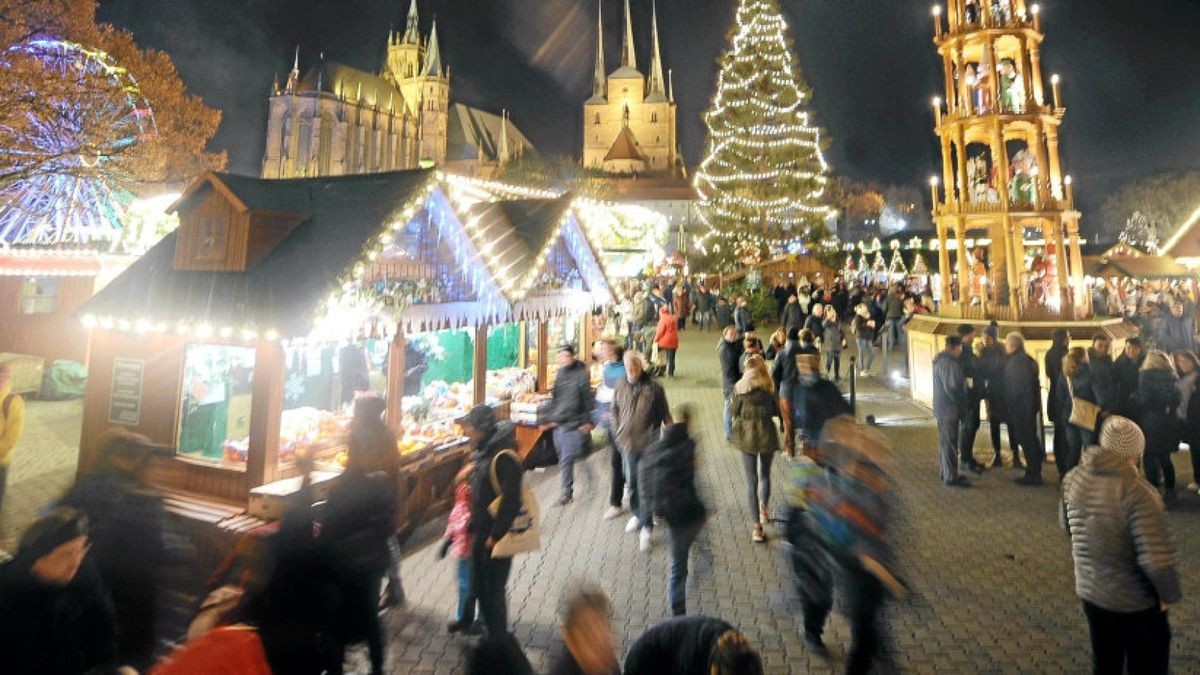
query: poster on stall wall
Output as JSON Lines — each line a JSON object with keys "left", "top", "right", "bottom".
{"left": 109, "top": 358, "right": 144, "bottom": 425}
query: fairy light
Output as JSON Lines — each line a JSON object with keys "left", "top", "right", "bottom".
{"left": 692, "top": 0, "right": 832, "bottom": 262}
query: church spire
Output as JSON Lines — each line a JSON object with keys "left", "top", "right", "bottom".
{"left": 647, "top": 0, "right": 666, "bottom": 97}
{"left": 499, "top": 109, "right": 509, "bottom": 166}
{"left": 423, "top": 17, "right": 442, "bottom": 76}
{"left": 592, "top": 0, "right": 606, "bottom": 100}
{"left": 285, "top": 45, "right": 300, "bottom": 94}
{"left": 403, "top": 0, "right": 420, "bottom": 44}
{"left": 620, "top": 0, "right": 636, "bottom": 71}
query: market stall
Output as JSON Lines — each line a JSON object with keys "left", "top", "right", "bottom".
{"left": 76, "top": 170, "right": 617, "bottom": 534}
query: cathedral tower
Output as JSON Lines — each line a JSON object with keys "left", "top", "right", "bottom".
{"left": 930, "top": 1, "right": 1086, "bottom": 318}
{"left": 583, "top": 0, "right": 678, "bottom": 175}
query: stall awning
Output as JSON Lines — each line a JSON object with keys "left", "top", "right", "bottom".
{"left": 1086, "top": 256, "right": 1197, "bottom": 280}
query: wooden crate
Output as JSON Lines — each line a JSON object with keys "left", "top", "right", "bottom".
{"left": 0, "top": 353, "right": 44, "bottom": 396}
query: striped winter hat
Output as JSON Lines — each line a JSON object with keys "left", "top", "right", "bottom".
{"left": 1098, "top": 415, "right": 1145, "bottom": 461}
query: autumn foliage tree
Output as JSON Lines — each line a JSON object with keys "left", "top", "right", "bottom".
{"left": 0, "top": 0, "right": 224, "bottom": 193}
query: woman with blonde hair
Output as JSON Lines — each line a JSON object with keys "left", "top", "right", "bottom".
{"left": 765, "top": 328, "right": 787, "bottom": 363}
{"left": 730, "top": 354, "right": 780, "bottom": 542}
{"left": 1137, "top": 351, "right": 1181, "bottom": 504}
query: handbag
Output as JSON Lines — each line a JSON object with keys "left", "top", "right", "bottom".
{"left": 488, "top": 449, "right": 540, "bottom": 558}
{"left": 1066, "top": 378, "right": 1100, "bottom": 432}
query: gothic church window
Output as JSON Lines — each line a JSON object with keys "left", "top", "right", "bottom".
{"left": 651, "top": 111, "right": 658, "bottom": 123}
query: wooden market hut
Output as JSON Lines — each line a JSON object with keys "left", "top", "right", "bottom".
{"left": 76, "top": 169, "right": 615, "bottom": 539}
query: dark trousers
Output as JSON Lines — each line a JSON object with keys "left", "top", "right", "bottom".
{"left": 938, "top": 415, "right": 961, "bottom": 483}
{"left": 1009, "top": 412, "right": 1044, "bottom": 478}
{"left": 840, "top": 558, "right": 887, "bottom": 675}
{"left": 626, "top": 449, "right": 650, "bottom": 527}
{"left": 739, "top": 451, "right": 775, "bottom": 522}
{"left": 959, "top": 397, "right": 981, "bottom": 465}
{"left": 608, "top": 442, "right": 626, "bottom": 507}
{"left": 663, "top": 348, "right": 676, "bottom": 376}
{"left": 667, "top": 520, "right": 703, "bottom": 615}
{"left": 1144, "top": 452, "right": 1176, "bottom": 491}
{"left": 786, "top": 528, "right": 834, "bottom": 641}
{"left": 472, "top": 549, "right": 513, "bottom": 638}
{"left": 1082, "top": 601, "right": 1171, "bottom": 675}
{"left": 1062, "top": 423, "right": 1088, "bottom": 479}
{"left": 1188, "top": 432, "right": 1200, "bottom": 485}
{"left": 0, "top": 465, "right": 7, "bottom": 513}
{"left": 1051, "top": 419, "right": 1072, "bottom": 479}
{"left": 332, "top": 575, "right": 385, "bottom": 675}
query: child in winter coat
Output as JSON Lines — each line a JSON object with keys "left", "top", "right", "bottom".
{"left": 439, "top": 464, "right": 478, "bottom": 634}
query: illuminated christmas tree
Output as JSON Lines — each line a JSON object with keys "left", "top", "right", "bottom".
{"left": 694, "top": 0, "right": 830, "bottom": 268}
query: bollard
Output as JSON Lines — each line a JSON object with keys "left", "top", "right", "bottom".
{"left": 849, "top": 354, "right": 857, "bottom": 416}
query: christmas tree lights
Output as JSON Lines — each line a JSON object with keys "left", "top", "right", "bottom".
{"left": 693, "top": 0, "right": 830, "bottom": 267}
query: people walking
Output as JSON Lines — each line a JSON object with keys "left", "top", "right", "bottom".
{"left": 851, "top": 304, "right": 877, "bottom": 376}
{"left": 772, "top": 327, "right": 803, "bottom": 456}
{"left": 1061, "top": 416, "right": 1180, "bottom": 675}
{"left": 654, "top": 305, "right": 680, "bottom": 377}
{"left": 1045, "top": 329, "right": 1070, "bottom": 477}
{"left": 438, "top": 463, "right": 480, "bottom": 635}
{"left": 933, "top": 336, "right": 971, "bottom": 487}
{"left": 1174, "top": 351, "right": 1200, "bottom": 493}
{"left": 1005, "top": 332, "right": 1046, "bottom": 486}
{"left": 549, "top": 588, "right": 620, "bottom": 675}
{"left": 0, "top": 507, "right": 118, "bottom": 675}
{"left": 543, "top": 345, "right": 594, "bottom": 506}
{"left": 346, "top": 395, "right": 405, "bottom": 609}
{"left": 464, "top": 405, "right": 523, "bottom": 639}
{"left": 821, "top": 308, "right": 846, "bottom": 381}
{"left": 642, "top": 407, "right": 708, "bottom": 616}
{"left": 612, "top": 352, "right": 672, "bottom": 553}
{"left": 783, "top": 294, "right": 804, "bottom": 335}
{"left": 734, "top": 296, "right": 753, "bottom": 335}
{"left": 719, "top": 326, "right": 744, "bottom": 441}
{"left": 791, "top": 353, "right": 853, "bottom": 457}
{"left": 0, "top": 362, "right": 25, "bottom": 513}
{"left": 1113, "top": 337, "right": 1147, "bottom": 420}
{"left": 731, "top": 355, "right": 781, "bottom": 542}
{"left": 1137, "top": 351, "right": 1181, "bottom": 504}
{"left": 594, "top": 339, "right": 628, "bottom": 520}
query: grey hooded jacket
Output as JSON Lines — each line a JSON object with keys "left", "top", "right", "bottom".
{"left": 1061, "top": 447, "right": 1182, "bottom": 612}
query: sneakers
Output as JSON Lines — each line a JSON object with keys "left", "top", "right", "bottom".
{"left": 639, "top": 527, "right": 653, "bottom": 552}
{"left": 625, "top": 516, "right": 642, "bottom": 533}
{"left": 602, "top": 505, "right": 625, "bottom": 521}
{"left": 759, "top": 504, "right": 769, "bottom": 525}
{"left": 752, "top": 523, "right": 766, "bottom": 542}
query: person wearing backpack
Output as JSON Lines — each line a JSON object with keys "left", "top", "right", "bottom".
{"left": 642, "top": 407, "right": 707, "bottom": 616}
{"left": 0, "top": 363, "right": 25, "bottom": 513}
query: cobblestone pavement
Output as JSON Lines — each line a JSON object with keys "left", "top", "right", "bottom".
{"left": 0, "top": 398, "right": 82, "bottom": 550}
{"left": 3, "top": 335, "right": 1199, "bottom": 673}
{"left": 383, "top": 328, "right": 1200, "bottom": 674}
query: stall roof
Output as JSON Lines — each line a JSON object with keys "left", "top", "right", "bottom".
{"left": 1086, "top": 255, "right": 1196, "bottom": 280}
{"left": 83, "top": 169, "right": 437, "bottom": 337}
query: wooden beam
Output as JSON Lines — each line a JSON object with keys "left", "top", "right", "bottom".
{"left": 537, "top": 321, "right": 549, "bottom": 393}
{"left": 249, "top": 341, "right": 285, "bottom": 490}
{"left": 473, "top": 324, "right": 488, "bottom": 406}
{"left": 386, "top": 331, "right": 406, "bottom": 433}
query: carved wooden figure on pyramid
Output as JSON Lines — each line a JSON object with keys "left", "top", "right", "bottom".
{"left": 998, "top": 58, "right": 1025, "bottom": 113}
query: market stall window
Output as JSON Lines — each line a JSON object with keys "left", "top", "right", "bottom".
{"left": 177, "top": 344, "right": 256, "bottom": 469}
{"left": 401, "top": 328, "right": 474, "bottom": 443}
{"left": 545, "top": 315, "right": 581, "bottom": 388}
{"left": 485, "top": 322, "right": 535, "bottom": 405}
{"left": 19, "top": 277, "right": 59, "bottom": 315}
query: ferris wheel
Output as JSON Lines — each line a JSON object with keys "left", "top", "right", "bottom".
{"left": 0, "top": 38, "right": 157, "bottom": 246}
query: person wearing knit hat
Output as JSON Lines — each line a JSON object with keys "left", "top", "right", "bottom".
{"left": 1061, "top": 414, "right": 1180, "bottom": 674}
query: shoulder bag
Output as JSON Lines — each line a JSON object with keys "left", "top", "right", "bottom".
{"left": 488, "top": 449, "right": 540, "bottom": 558}
{"left": 1066, "top": 377, "right": 1100, "bottom": 432}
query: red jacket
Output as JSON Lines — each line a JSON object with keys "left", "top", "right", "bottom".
{"left": 655, "top": 307, "right": 679, "bottom": 350}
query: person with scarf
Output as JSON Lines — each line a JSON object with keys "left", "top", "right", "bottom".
{"left": 730, "top": 355, "right": 781, "bottom": 542}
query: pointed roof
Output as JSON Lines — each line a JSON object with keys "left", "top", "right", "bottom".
{"left": 646, "top": 0, "right": 667, "bottom": 101}
{"left": 620, "top": 0, "right": 637, "bottom": 71}
{"left": 604, "top": 125, "right": 646, "bottom": 162}
{"left": 589, "top": 0, "right": 607, "bottom": 103}
{"left": 402, "top": 0, "right": 421, "bottom": 44}
{"left": 446, "top": 103, "right": 538, "bottom": 163}
{"left": 423, "top": 18, "right": 442, "bottom": 76}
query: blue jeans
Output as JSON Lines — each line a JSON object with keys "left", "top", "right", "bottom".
{"left": 455, "top": 557, "right": 477, "bottom": 624}
{"left": 667, "top": 520, "right": 704, "bottom": 615}
{"left": 856, "top": 338, "right": 875, "bottom": 371}
{"left": 554, "top": 426, "right": 585, "bottom": 498}
{"left": 625, "top": 449, "right": 650, "bottom": 528}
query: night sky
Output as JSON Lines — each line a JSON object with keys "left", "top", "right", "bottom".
{"left": 98, "top": 0, "right": 1200, "bottom": 227}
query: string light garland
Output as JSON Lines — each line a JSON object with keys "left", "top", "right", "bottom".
{"left": 693, "top": 0, "right": 832, "bottom": 265}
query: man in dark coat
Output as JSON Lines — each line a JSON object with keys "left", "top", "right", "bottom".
{"left": 734, "top": 297, "right": 753, "bottom": 335}
{"left": 1045, "top": 328, "right": 1071, "bottom": 477}
{"left": 1088, "top": 333, "right": 1119, "bottom": 412}
{"left": 791, "top": 353, "right": 852, "bottom": 454}
{"left": 978, "top": 323, "right": 1014, "bottom": 467}
{"left": 542, "top": 345, "right": 594, "bottom": 506}
{"left": 1005, "top": 333, "right": 1046, "bottom": 486}
{"left": 933, "top": 337, "right": 971, "bottom": 487}
{"left": 956, "top": 324, "right": 986, "bottom": 474}
{"left": 719, "top": 326, "right": 744, "bottom": 440}
{"left": 1113, "top": 336, "right": 1146, "bottom": 421}
{"left": 464, "top": 406, "right": 523, "bottom": 639}
{"left": 612, "top": 353, "right": 672, "bottom": 551}
{"left": 782, "top": 294, "right": 804, "bottom": 334}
